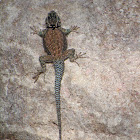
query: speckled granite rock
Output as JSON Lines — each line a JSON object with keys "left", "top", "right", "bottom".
{"left": 0, "top": 0, "right": 139, "bottom": 140}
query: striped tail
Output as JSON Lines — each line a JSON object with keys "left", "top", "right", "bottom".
{"left": 54, "top": 60, "right": 64, "bottom": 140}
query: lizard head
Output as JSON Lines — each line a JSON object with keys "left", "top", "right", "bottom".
{"left": 46, "top": 11, "right": 61, "bottom": 29}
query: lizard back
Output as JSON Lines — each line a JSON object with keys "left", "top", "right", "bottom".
{"left": 43, "top": 28, "right": 67, "bottom": 60}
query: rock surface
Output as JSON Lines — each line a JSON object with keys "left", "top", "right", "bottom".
{"left": 0, "top": 0, "right": 140, "bottom": 140}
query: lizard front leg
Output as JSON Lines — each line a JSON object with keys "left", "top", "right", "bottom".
{"left": 33, "top": 55, "right": 53, "bottom": 83}
{"left": 30, "top": 26, "right": 47, "bottom": 37}
{"left": 60, "top": 26, "right": 79, "bottom": 36}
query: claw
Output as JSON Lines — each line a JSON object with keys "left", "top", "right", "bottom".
{"left": 33, "top": 73, "right": 39, "bottom": 83}
{"left": 70, "top": 26, "right": 80, "bottom": 33}
{"left": 75, "top": 52, "right": 87, "bottom": 59}
{"left": 73, "top": 60, "right": 80, "bottom": 66}
{"left": 70, "top": 52, "right": 87, "bottom": 66}
{"left": 33, "top": 75, "right": 39, "bottom": 83}
{"left": 30, "top": 26, "right": 38, "bottom": 35}
{"left": 33, "top": 70, "right": 43, "bottom": 83}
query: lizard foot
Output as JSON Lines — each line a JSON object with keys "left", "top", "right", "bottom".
{"left": 75, "top": 52, "right": 87, "bottom": 59}
{"left": 33, "top": 70, "right": 43, "bottom": 83}
{"left": 70, "top": 26, "right": 80, "bottom": 32}
{"left": 71, "top": 52, "right": 87, "bottom": 66}
{"left": 30, "top": 26, "right": 39, "bottom": 35}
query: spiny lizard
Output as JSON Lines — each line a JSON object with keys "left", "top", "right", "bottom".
{"left": 31, "top": 10, "right": 85, "bottom": 140}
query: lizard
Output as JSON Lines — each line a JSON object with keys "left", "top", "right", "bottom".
{"left": 31, "top": 10, "right": 85, "bottom": 140}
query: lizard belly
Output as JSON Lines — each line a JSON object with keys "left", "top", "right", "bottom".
{"left": 44, "top": 28, "right": 67, "bottom": 60}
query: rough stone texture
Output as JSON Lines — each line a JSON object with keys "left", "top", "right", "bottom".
{"left": 0, "top": 0, "right": 140, "bottom": 140}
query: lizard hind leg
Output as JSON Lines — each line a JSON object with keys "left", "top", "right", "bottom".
{"left": 63, "top": 49, "right": 86, "bottom": 66}
{"left": 33, "top": 55, "right": 53, "bottom": 83}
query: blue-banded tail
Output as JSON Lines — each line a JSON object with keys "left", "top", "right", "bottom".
{"left": 54, "top": 60, "right": 64, "bottom": 140}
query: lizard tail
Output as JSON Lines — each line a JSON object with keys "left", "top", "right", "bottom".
{"left": 54, "top": 60, "right": 64, "bottom": 140}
